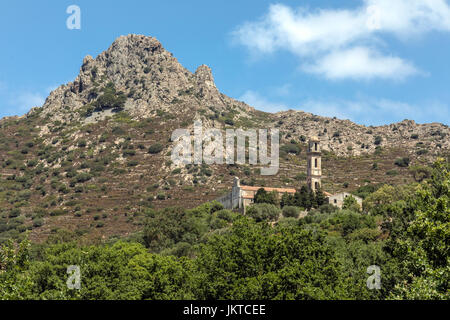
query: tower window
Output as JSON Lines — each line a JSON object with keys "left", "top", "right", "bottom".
{"left": 315, "top": 143, "right": 318, "bottom": 151}
{"left": 315, "top": 182, "right": 319, "bottom": 190}
{"left": 315, "top": 158, "right": 318, "bottom": 168}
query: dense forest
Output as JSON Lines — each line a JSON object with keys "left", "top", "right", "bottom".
{"left": 0, "top": 160, "right": 448, "bottom": 300}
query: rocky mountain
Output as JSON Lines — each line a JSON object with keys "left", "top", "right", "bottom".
{"left": 0, "top": 34, "right": 448, "bottom": 243}
{"left": 38, "top": 34, "right": 253, "bottom": 122}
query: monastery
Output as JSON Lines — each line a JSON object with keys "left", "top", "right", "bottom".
{"left": 216, "top": 137, "right": 362, "bottom": 211}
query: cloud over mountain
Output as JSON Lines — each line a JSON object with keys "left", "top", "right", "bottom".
{"left": 233, "top": 0, "right": 450, "bottom": 80}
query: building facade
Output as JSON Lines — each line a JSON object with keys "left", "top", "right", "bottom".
{"left": 216, "top": 177, "right": 296, "bottom": 212}
{"left": 328, "top": 192, "right": 363, "bottom": 209}
{"left": 307, "top": 136, "right": 322, "bottom": 192}
{"left": 216, "top": 137, "right": 362, "bottom": 212}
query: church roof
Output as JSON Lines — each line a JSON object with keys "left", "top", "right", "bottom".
{"left": 240, "top": 186, "right": 297, "bottom": 194}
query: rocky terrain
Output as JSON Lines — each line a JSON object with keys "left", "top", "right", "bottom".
{"left": 0, "top": 34, "right": 448, "bottom": 243}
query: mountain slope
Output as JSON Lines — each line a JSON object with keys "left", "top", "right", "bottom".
{"left": 0, "top": 34, "right": 448, "bottom": 243}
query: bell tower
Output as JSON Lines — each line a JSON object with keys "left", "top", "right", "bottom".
{"left": 307, "top": 136, "right": 322, "bottom": 192}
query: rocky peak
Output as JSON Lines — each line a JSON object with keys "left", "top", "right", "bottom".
{"left": 195, "top": 65, "right": 215, "bottom": 88}
{"left": 34, "top": 34, "right": 254, "bottom": 124}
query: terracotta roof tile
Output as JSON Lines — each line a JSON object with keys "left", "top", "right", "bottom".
{"left": 240, "top": 186, "right": 297, "bottom": 193}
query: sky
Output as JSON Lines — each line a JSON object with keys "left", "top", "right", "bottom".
{"left": 1, "top": 0, "right": 450, "bottom": 126}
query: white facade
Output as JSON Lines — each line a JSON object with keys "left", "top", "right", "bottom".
{"left": 307, "top": 136, "right": 322, "bottom": 192}
{"left": 328, "top": 192, "right": 363, "bottom": 209}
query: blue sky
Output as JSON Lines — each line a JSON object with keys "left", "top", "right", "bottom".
{"left": 1, "top": 0, "right": 450, "bottom": 125}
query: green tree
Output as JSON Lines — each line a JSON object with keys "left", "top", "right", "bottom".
{"left": 282, "top": 206, "right": 300, "bottom": 218}
{"left": 194, "top": 217, "right": 347, "bottom": 299}
{"left": 0, "top": 237, "right": 33, "bottom": 299}
{"left": 315, "top": 188, "right": 328, "bottom": 207}
{"left": 343, "top": 195, "right": 360, "bottom": 212}
{"left": 295, "top": 186, "right": 310, "bottom": 209}
{"left": 387, "top": 160, "right": 450, "bottom": 299}
{"left": 246, "top": 203, "right": 281, "bottom": 222}
{"left": 280, "top": 192, "right": 295, "bottom": 208}
{"left": 254, "top": 188, "right": 278, "bottom": 206}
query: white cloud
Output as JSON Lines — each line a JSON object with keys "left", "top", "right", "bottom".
{"left": 233, "top": 0, "right": 450, "bottom": 80}
{"left": 303, "top": 47, "right": 419, "bottom": 80}
{"left": 272, "top": 83, "right": 292, "bottom": 96}
{"left": 301, "top": 98, "right": 450, "bottom": 125}
{"left": 365, "top": 0, "right": 450, "bottom": 35}
{"left": 0, "top": 82, "right": 57, "bottom": 116}
{"left": 239, "top": 90, "right": 288, "bottom": 113}
{"left": 9, "top": 92, "right": 45, "bottom": 113}
{"left": 237, "top": 89, "right": 449, "bottom": 124}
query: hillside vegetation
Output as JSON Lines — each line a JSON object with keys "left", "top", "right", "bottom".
{"left": 1, "top": 160, "right": 448, "bottom": 299}
{"left": 0, "top": 34, "right": 449, "bottom": 245}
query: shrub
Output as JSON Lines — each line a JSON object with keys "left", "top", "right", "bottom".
{"left": 318, "top": 204, "right": 338, "bottom": 214}
{"left": 27, "top": 159, "right": 38, "bottom": 167}
{"left": 210, "top": 201, "right": 224, "bottom": 214}
{"left": 156, "top": 193, "right": 166, "bottom": 200}
{"left": 33, "top": 219, "right": 44, "bottom": 228}
{"left": 282, "top": 206, "right": 300, "bottom": 218}
{"left": 347, "top": 228, "right": 381, "bottom": 242}
{"left": 280, "top": 143, "right": 301, "bottom": 155}
{"left": 416, "top": 149, "right": 428, "bottom": 155}
{"left": 214, "top": 209, "right": 234, "bottom": 222}
{"left": 78, "top": 140, "right": 87, "bottom": 148}
{"left": 374, "top": 136, "right": 382, "bottom": 145}
{"left": 209, "top": 217, "right": 228, "bottom": 230}
{"left": 246, "top": 203, "right": 281, "bottom": 222}
{"left": 148, "top": 143, "right": 164, "bottom": 154}
{"left": 50, "top": 209, "right": 66, "bottom": 216}
{"left": 91, "top": 83, "right": 126, "bottom": 113}
{"left": 127, "top": 160, "right": 139, "bottom": 167}
{"left": 409, "top": 165, "right": 432, "bottom": 182}
{"left": 343, "top": 195, "right": 360, "bottom": 212}
{"left": 75, "top": 173, "right": 92, "bottom": 183}
{"left": 224, "top": 119, "right": 234, "bottom": 126}
{"left": 295, "top": 173, "right": 307, "bottom": 181}
{"left": 9, "top": 208, "right": 21, "bottom": 218}
{"left": 112, "top": 126, "right": 126, "bottom": 135}
{"left": 386, "top": 169, "right": 398, "bottom": 176}
{"left": 410, "top": 134, "right": 419, "bottom": 139}
{"left": 394, "top": 157, "right": 410, "bottom": 168}
{"left": 254, "top": 188, "right": 279, "bottom": 205}
{"left": 277, "top": 217, "right": 299, "bottom": 228}
{"left": 122, "top": 149, "right": 136, "bottom": 157}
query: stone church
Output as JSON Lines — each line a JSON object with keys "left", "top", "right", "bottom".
{"left": 216, "top": 136, "right": 362, "bottom": 211}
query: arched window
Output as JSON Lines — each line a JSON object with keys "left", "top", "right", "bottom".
{"left": 315, "top": 182, "right": 319, "bottom": 190}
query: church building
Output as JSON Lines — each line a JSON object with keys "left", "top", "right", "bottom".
{"left": 216, "top": 136, "right": 362, "bottom": 211}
